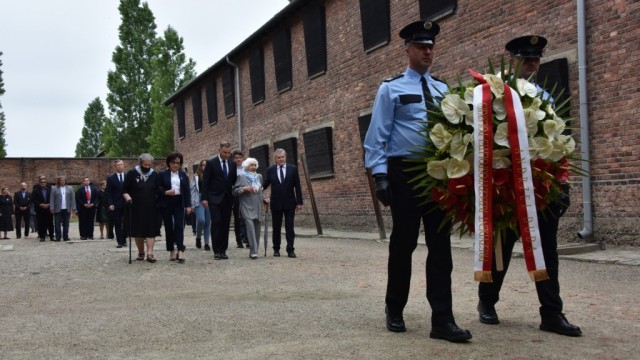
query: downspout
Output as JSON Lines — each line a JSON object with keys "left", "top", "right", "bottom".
{"left": 576, "top": 0, "right": 593, "bottom": 240}
{"left": 226, "top": 56, "right": 243, "bottom": 150}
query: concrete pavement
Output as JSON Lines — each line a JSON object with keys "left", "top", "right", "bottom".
{"left": 294, "top": 227, "right": 640, "bottom": 266}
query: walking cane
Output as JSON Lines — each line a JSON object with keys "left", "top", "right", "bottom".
{"left": 263, "top": 204, "right": 269, "bottom": 257}
{"left": 128, "top": 201, "right": 133, "bottom": 264}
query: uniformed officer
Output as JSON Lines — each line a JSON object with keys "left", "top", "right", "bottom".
{"left": 364, "top": 20, "right": 472, "bottom": 343}
{"left": 476, "top": 35, "right": 582, "bottom": 337}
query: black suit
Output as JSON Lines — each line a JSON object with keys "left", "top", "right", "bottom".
{"left": 13, "top": 190, "right": 31, "bottom": 238}
{"left": 106, "top": 172, "right": 127, "bottom": 245}
{"left": 263, "top": 163, "right": 303, "bottom": 254}
{"left": 201, "top": 156, "right": 237, "bottom": 255}
{"left": 32, "top": 184, "right": 54, "bottom": 240}
{"left": 76, "top": 185, "right": 99, "bottom": 239}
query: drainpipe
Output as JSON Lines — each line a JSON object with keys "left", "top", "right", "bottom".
{"left": 576, "top": 0, "right": 593, "bottom": 240}
{"left": 226, "top": 56, "right": 243, "bottom": 150}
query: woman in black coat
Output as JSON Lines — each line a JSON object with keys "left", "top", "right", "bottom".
{"left": 122, "top": 154, "right": 162, "bottom": 263}
{"left": 0, "top": 186, "right": 15, "bottom": 239}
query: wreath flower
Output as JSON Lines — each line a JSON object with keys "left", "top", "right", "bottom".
{"left": 407, "top": 59, "right": 583, "bottom": 238}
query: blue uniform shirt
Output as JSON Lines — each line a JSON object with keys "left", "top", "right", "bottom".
{"left": 364, "top": 67, "right": 448, "bottom": 175}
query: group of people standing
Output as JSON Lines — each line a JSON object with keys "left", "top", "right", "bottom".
{"left": 109, "top": 143, "right": 303, "bottom": 264}
{"left": 0, "top": 176, "right": 112, "bottom": 242}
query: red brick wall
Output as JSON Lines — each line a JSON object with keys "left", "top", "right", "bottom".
{"left": 171, "top": 0, "right": 640, "bottom": 245}
{"left": 0, "top": 158, "right": 139, "bottom": 190}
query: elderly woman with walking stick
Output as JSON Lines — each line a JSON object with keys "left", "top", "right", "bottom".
{"left": 122, "top": 154, "right": 162, "bottom": 263}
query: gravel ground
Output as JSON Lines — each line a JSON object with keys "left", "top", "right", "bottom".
{"left": 0, "top": 229, "right": 639, "bottom": 360}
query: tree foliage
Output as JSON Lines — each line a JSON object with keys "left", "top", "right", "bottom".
{"left": 148, "top": 26, "right": 196, "bottom": 157}
{"left": 0, "top": 52, "right": 7, "bottom": 157}
{"left": 75, "top": 98, "right": 108, "bottom": 157}
{"left": 102, "top": 0, "right": 197, "bottom": 158}
{"left": 105, "top": 0, "right": 158, "bottom": 157}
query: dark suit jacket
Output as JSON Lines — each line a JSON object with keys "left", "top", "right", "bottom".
{"left": 201, "top": 156, "right": 237, "bottom": 206}
{"left": 263, "top": 163, "right": 303, "bottom": 211}
{"left": 75, "top": 185, "right": 99, "bottom": 210}
{"left": 156, "top": 169, "right": 191, "bottom": 208}
{"left": 105, "top": 173, "right": 126, "bottom": 209}
{"left": 32, "top": 185, "right": 52, "bottom": 211}
{"left": 14, "top": 190, "right": 31, "bottom": 210}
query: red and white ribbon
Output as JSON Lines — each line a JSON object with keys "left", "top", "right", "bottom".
{"left": 472, "top": 82, "right": 494, "bottom": 283}
{"left": 471, "top": 71, "right": 549, "bottom": 282}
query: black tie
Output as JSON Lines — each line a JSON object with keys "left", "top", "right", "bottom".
{"left": 222, "top": 160, "right": 228, "bottom": 180}
{"left": 119, "top": 173, "right": 123, "bottom": 183}
{"left": 420, "top": 76, "right": 434, "bottom": 112}
{"left": 279, "top": 166, "right": 285, "bottom": 183}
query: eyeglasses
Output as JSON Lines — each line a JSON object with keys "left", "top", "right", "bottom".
{"left": 170, "top": 161, "right": 182, "bottom": 165}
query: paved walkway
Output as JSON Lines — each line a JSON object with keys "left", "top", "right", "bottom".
{"left": 294, "top": 227, "right": 640, "bottom": 266}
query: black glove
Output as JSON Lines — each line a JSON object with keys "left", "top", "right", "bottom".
{"left": 373, "top": 174, "right": 391, "bottom": 207}
{"left": 126, "top": 199, "right": 133, "bottom": 207}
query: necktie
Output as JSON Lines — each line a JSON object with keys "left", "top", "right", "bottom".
{"left": 222, "top": 160, "right": 228, "bottom": 180}
{"left": 279, "top": 166, "right": 285, "bottom": 183}
{"left": 420, "top": 76, "right": 434, "bottom": 112}
{"left": 86, "top": 186, "right": 91, "bottom": 202}
{"left": 119, "top": 173, "right": 123, "bottom": 183}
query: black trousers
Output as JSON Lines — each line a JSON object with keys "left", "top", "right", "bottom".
{"left": 210, "top": 196, "right": 233, "bottom": 254}
{"left": 78, "top": 207, "right": 96, "bottom": 238}
{"left": 36, "top": 208, "right": 53, "bottom": 239}
{"left": 109, "top": 207, "right": 126, "bottom": 245}
{"left": 271, "top": 208, "right": 295, "bottom": 253}
{"left": 161, "top": 196, "right": 186, "bottom": 252}
{"left": 233, "top": 197, "right": 247, "bottom": 244}
{"left": 478, "top": 203, "right": 564, "bottom": 317}
{"left": 386, "top": 157, "right": 454, "bottom": 324}
{"left": 15, "top": 208, "right": 30, "bottom": 237}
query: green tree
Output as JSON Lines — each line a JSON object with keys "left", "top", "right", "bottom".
{"left": 148, "top": 26, "right": 196, "bottom": 157}
{"left": 0, "top": 52, "right": 7, "bottom": 157}
{"left": 106, "top": 0, "right": 158, "bottom": 157}
{"left": 75, "top": 98, "right": 108, "bottom": 157}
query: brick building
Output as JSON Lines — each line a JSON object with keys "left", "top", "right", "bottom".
{"left": 164, "top": 0, "right": 640, "bottom": 246}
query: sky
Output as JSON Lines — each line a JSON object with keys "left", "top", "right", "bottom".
{"left": 0, "top": 0, "right": 290, "bottom": 158}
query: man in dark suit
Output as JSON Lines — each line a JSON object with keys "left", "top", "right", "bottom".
{"left": 32, "top": 176, "right": 54, "bottom": 242}
{"left": 75, "top": 177, "right": 99, "bottom": 240}
{"left": 201, "top": 141, "right": 237, "bottom": 260}
{"left": 14, "top": 182, "right": 31, "bottom": 239}
{"left": 262, "top": 148, "right": 303, "bottom": 258}
{"left": 106, "top": 159, "right": 127, "bottom": 248}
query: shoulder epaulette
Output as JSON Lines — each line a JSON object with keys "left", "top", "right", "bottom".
{"left": 383, "top": 74, "right": 404, "bottom": 82}
{"left": 430, "top": 75, "right": 447, "bottom": 85}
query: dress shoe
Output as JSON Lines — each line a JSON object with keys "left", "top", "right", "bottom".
{"left": 237, "top": 243, "right": 244, "bottom": 248}
{"left": 214, "top": 253, "right": 222, "bottom": 260}
{"left": 16, "top": 236, "right": 21, "bottom": 239}
{"left": 39, "top": 237, "right": 45, "bottom": 242}
{"left": 63, "top": 238, "right": 70, "bottom": 242}
{"left": 221, "top": 253, "right": 229, "bottom": 259}
{"left": 477, "top": 301, "right": 500, "bottom": 324}
{"left": 287, "top": 251, "right": 297, "bottom": 258}
{"left": 80, "top": 237, "right": 87, "bottom": 240}
{"left": 384, "top": 306, "right": 406, "bottom": 333}
{"left": 116, "top": 244, "right": 123, "bottom": 248}
{"left": 540, "top": 313, "right": 582, "bottom": 337}
{"left": 195, "top": 237, "right": 202, "bottom": 249}
{"left": 204, "top": 244, "right": 211, "bottom": 251}
{"left": 430, "top": 322, "right": 472, "bottom": 343}
{"left": 273, "top": 251, "right": 280, "bottom": 257}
